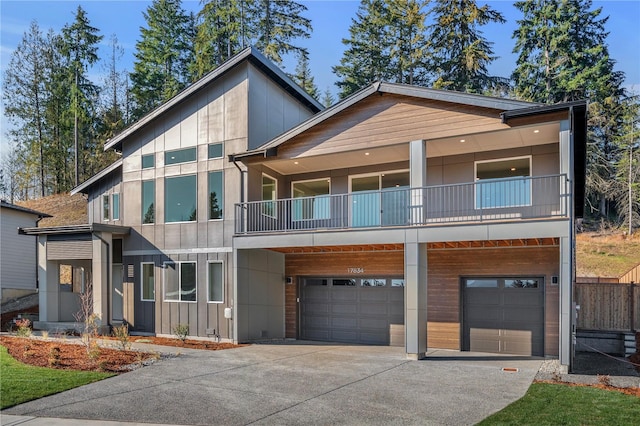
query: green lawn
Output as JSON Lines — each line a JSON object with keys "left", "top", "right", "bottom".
{"left": 0, "top": 345, "right": 114, "bottom": 409}
{"left": 479, "top": 382, "right": 640, "bottom": 425}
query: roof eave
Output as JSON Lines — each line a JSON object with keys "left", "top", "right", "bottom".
{"left": 19, "top": 223, "right": 131, "bottom": 236}
{"left": 71, "top": 159, "right": 123, "bottom": 195}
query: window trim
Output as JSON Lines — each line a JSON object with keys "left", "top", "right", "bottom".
{"left": 165, "top": 147, "right": 197, "bottom": 166}
{"left": 208, "top": 170, "right": 224, "bottom": 221}
{"left": 474, "top": 155, "right": 533, "bottom": 209}
{"left": 163, "top": 261, "right": 197, "bottom": 303}
{"left": 140, "top": 262, "right": 155, "bottom": 302}
{"left": 112, "top": 193, "right": 120, "bottom": 221}
{"left": 206, "top": 260, "right": 224, "bottom": 304}
{"left": 164, "top": 174, "right": 198, "bottom": 223}
{"left": 462, "top": 276, "right": 543, "bottom": 290}
{"left": 142, "top": 180, "right": 155, "bottom": 225}
{"left": 207, "top": 142, "right": 224, "bottom": 159}
{"left": 102, "top": 194, "right": 110, "bottom": 221}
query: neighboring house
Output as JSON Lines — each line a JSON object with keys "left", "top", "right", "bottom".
{"left": 19, "top": 47, "right": 587, "bottom": 372}
{"left": 1, "top": 200, "right": 50, "bottom": 303}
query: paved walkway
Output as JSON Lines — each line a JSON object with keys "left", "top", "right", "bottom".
{"left": 2, "top": 342, "right": 543, "bottom": 425}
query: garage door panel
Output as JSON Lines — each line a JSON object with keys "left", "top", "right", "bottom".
{"left": 503, "top": 292, "right": 543, "bottom": 306}
{"left": 466, "top": 308, "right": 501, "bottom": 321}
{"left": 301, "top": 277, "right": 404, "bottom": 346}
{"left": 503, "top": 306, "right": 543, "bottom": 322}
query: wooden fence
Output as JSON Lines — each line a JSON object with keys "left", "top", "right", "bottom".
{"left": 575, "top": 282, "right": 639, "bottom": 331}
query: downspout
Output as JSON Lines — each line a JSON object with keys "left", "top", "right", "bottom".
{"left": 92, "top": 232, "right": 110, "bottom": 331}
{"left": 229, "top": 155, "right": 246, "bottom": 343}
{"left": 34, "top": 215, "right": 44, "bottom": 290}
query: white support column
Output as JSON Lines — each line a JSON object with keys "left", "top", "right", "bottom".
{"left": 405, "top": 230, "right": 427, "bottom": 360}
{"left": 409, "top": 139, "right": 427, "bottom": 224}
{"left": 559, "top": 119, "right": 574, "bottom": 371}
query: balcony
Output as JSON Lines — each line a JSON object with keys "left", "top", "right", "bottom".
{"left": 235, "top": 174, "right": 569, "bottom": 235}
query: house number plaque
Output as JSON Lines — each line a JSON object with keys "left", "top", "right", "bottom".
{"left": 347, "top": 268, "right": 365, "bottom": 274}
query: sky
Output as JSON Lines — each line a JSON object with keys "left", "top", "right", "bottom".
{"left": 1, "top": 0, "right": 639, "bottom": 152}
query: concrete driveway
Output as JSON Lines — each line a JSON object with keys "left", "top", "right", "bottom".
{"left": 3, "top": 342, "right": 543, "bottom": 425}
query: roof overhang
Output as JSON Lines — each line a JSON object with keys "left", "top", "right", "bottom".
{"left": 19, "top": 223, "right": 131, "bottom": 236}
{"left": 0, "top": 200, "right": 52, "bottom": 218}
{"left": 104, "top": 47, "right": 322, "bottom": 152}
{"left": 71, "top": 159, "right": 123, "bottom": 195}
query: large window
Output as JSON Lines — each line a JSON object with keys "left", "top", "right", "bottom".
{"left": 292, "top": 179, "right": 330, "bottom": 220}
{"left": 208, "top": 171, "right": 223, "bottom": 220}
{"left": 102, "top": 195, "right": 110, "bottom": 221}
{"left": 208, "top": 143, "right": 223, "bottom": 159}
{"left": 262, "top": 174, "right": 277, "bottom": 217}
{"left": 475, "top": 157, "right": 531, "bottom": 208}
{"left": 164, "top": 261, "right": 196, "bottom": 302}
{"left": 141, "top": 263, "right": 155, "bottom": 301}
{"left": 142, "top": 180, "right": 155, "bottom": 224}
{"left": 165, "top": 147, "right": 197, "bottom": 165}
{"left": 165, "top": 175, "right": 197, "bottom": 222}
{"left": 350, "top": 171, "right": 410, "bottom": 227}
{"left": 207, "top": 261, "right": 223, "bottom": 303}
{"left": 112, "top": 193, "right": 120, "bottom": 220}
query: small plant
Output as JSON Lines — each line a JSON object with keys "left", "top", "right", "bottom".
{"left": 172, "top": 323, "right": 189, "bottom": 343}
{"left": 597, "top": 374, "right": 612, "bottom": 387}
{"left": 74, "top": 286, "right": 102, "bottom": 355}
{"left": 48, "top": 346, "right": 61, "bottom": 367}
{"left": 41, "top": 330, "right": 49, "bottom": 340}
{"left": 88, "top": 341, "right": 101, "bottom": 361}
{"left": 15, "top": 318, "right": 32, "bottom": 337}
{"left": 23, "top": 343, "right": 35, "bottom": 358}
{"left": 112, "top": 324, "right": 131, "bottom": 351}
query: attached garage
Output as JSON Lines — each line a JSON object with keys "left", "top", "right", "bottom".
{"left": 300, "top": 276, "right": 404, "bottom": 345}
{"left": 463, "top": 277, "right": 545, "bottom": 356}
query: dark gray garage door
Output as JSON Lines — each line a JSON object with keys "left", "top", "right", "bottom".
{"left": 300, "top": 277, "right": 404, "bottom": 345}
{"left": 463, "top": 277, "right": 544, "bottom": 356}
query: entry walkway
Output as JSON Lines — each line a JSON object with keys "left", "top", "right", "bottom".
{"left": 2, "top": 343, "right": 543, "bottom": 425}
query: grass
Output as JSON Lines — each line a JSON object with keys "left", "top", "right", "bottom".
{"left": 576, "top": 232, "right": 640, "bottom": 278}
{"left": 0, "top": 345, "right": 114, "bottom": 409}
{"left": 478, "top": 383, "right": 640, "bottom": 425}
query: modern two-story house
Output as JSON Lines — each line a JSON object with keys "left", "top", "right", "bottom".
{"left": 21, "top": 48, "right": 586, "bottom": 372}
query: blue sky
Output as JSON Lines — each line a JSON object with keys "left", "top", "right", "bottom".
{"left": 1, "top": 0, "right": 639, "bottom": 151}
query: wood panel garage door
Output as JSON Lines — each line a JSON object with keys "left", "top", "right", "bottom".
{"left": 463, "top": 277, "right": 544, "bottom": 356}
{"left": 300, "top": 277, "right": 404, "bottom": 345}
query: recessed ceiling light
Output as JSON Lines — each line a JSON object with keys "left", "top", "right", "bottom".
{"left": 460, "top": 139, "right": 466, "bottom": 143}
{"left": 294, "top": 161, "right": 299, "bottom": 165}
{"left": 533, "top": 129, "right": 540, "bottom": 133}
{"left": 365, "top": 152, "right": 370, "bottom": 156}
{"left": 510, "top": 167, "right": 516, "bottom": 171}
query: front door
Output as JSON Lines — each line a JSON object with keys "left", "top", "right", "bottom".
{"left": 112, "top": 264, "right": 123, "bottom": 322}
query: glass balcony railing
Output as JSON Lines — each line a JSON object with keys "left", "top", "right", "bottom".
{"left": 235, "top": 174, "right": 569, "bottom": 235}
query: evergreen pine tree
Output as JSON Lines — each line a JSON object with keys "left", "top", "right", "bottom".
{"left": 321, "top": 87, "right": 335, "bottom": 108}
{"left": 291, "top": 51, "right": 319, "bottom": 99}
{"left": 428, "top": 0, "right": 505, "bottom": 93}
{"left": 130, "top": 0, "right": 194, "bottom": 119}
{"left": 388, "top": 0, "right": 429, "bottom": 85}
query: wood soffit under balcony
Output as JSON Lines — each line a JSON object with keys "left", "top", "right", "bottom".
{"left": 270, "top": 238, "right": 560, "bottom": 254}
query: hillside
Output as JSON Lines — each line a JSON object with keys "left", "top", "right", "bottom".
{"left": 576, "top": 232, "right": 640, "bottom": 278}
{"left": 16, "top": 193, "right": 87, "bottom": 227}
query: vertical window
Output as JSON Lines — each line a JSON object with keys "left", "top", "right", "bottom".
{"left": 165, "top": 147, "right": 197, "bottom": 165}
{"left": 142, "top": 154, "right": 155, "bottom": 169}
{"left": 164, "top": 262, "right": 196, "bottom": 302}
{"left": 142, "top": 180, "right": 155, "bottom": 224}
{"left": 208, "top": 171, "right": 224, "bottom": 220}
{"left": 165, "top": 175, "right": 197, "bottom": 222}
{"left": 208, "top": 143, "right": 223, "bottom": 159}
{"left": 207, "top": 261, "right": 223, "bottom": 303}
{"left": 112, "top": 193, "right": 120, "bottom": 220}
{"left": 141, "top": 263, "right": 155, "bottom": 301}
{"left": 262, "top": 174, "right": 277, "bottom": 217}
{"left": 475, "top": 156, "right": 532, "bottom": 208}
{"left": 103, "top": 195, "right": 110, "bottom": 221}
{"left": 292, "top": 179, "right": 330, "bottom": 220}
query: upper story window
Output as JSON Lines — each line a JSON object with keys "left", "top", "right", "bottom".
{"left": 208, "top": 171, "right": 223, "bottom": 220}
{"left": 112, "top": 193, "right": 120, "bottom": 220}
{"left": 475, "top": 156, "right": 532, "bottom": 208}
{"left": 103, "top": 195, "right": 110, "bottom": 221}
{"left": 142, "top": 180, "right": 155, "bottom": 224}
{"left": 292, "top": 178, "right": 330, "bottom": 220}
{"left": 165, "top": 175, "right": 197, "bottom": 222}
{"left": 208, "top": 143, "right": 223, "bottom": 159}
{"left": 262, "top": 174, "right": 277, "bottom": 217}
{"left": 165, "top": 147, "right": 196, "bottom": 165}
{"left": 142, "top": 154, "right": 155, "bottom": 169}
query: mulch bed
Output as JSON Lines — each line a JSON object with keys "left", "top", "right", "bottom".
{"left": 102, "top": 335, "right": 245, "bottom": 351}
{"left": 0, "top": 335, "right": 154, "bottom": 373}
{"left": 534, "top": 379, "right": 640, "bottom": 397}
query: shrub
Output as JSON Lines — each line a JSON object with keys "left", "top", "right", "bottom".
{"left": 48, "top": 346, "right": 61, "bottom": 367}
{"left": 112, "top": 324, "right": 131, "bottom": 351}
{"left": 15, "top": 318, "right": 32, "bottom": 337}
{"left": 172, "top": 324, "right": 189, "bottom": 343}
{"left": 41, "top": 330, "right": 49, "bottom": 340}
